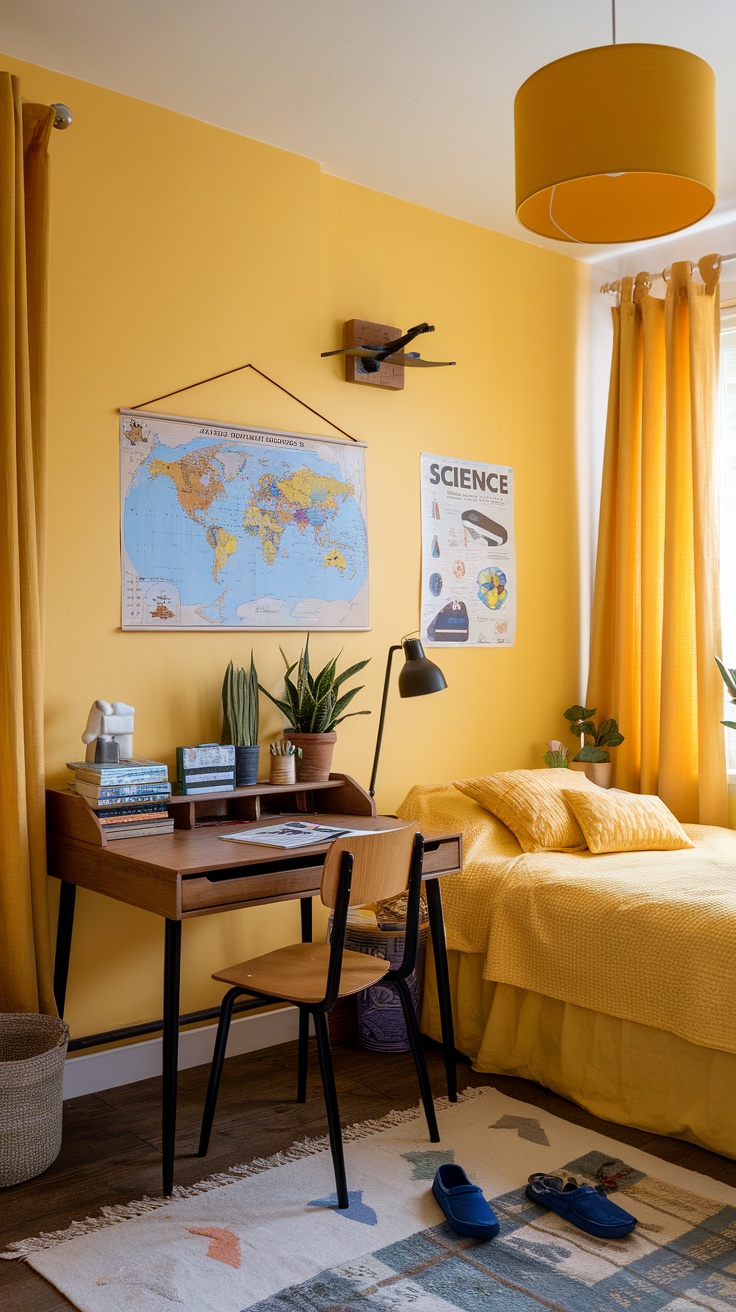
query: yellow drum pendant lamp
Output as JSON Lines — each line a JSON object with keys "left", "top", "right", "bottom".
{"left": 514, "top": 43, "right": 716, "bottom": 244}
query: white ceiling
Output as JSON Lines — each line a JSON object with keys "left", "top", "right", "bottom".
{"left": 5, "top": 0, "right": 736, "bottom": 266}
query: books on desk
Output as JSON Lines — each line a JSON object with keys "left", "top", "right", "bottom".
{"left": 66, "top": 760, "right": 169, "bottom": 786}
{"left": 67, "top": 759, "right": 173, "bottom": 839}
{"left": 72, "top": 781, "right": 171, "bottom": 804}
{"left": 104, "top": 819, "right": 174, "bottom": 839}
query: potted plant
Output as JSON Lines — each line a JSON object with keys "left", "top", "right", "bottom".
{"left": 716, "top": 657, "right": 736, "bottom": 730}
{"left": 259, "top": 637, "right": 370, "bottom": 782}
{"left": 563, "top": 704, "right": 624, "bottom": 787}
{"left": 543, "top": 739, "right": 570, "bottom": 768}
{"left": 221, "top": 655, "right": 260, "bottom": 786}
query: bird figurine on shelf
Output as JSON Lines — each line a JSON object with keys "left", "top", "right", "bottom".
{"left": 322, "top": 320, "right": 455, "bottom": 390}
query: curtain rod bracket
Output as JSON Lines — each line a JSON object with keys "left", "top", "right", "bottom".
{"left": 51, "top": 104, "right": 72, "bottom": 130}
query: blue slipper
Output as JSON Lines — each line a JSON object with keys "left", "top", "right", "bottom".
{"left": 526, "top": 1173, "right": 637, "bottom": 1239}
{"left": 432, "top": 1164, "right": 500, "bottom": 1239}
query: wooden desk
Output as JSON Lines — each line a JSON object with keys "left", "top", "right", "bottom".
{"left": 47, "top": 774, "right": 462, "bottom": 1195}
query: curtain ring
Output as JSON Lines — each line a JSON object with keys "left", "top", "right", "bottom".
{"left": 633, "top": 271, "right": 651, "bottom": 305}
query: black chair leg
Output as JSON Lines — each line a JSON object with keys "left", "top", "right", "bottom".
{"left": 297, "top": 1006, "right": 309, "bottom": 1103}
{"left": 395, "top": 976, "right": 440, "bottom": 1143}
{"left": 313, "top": 1011, "right": 349, "bottom": 1209}
{"left": 198, "top": 987, "right": 240, "bottom": 1156}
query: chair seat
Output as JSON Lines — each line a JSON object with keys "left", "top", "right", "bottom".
{"left": 213, "top": 942, "right": 390, "bottom": 1005}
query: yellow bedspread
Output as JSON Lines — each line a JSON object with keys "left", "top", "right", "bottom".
{"left": 398, "top": 781, "right": 736, "bottom": 1055}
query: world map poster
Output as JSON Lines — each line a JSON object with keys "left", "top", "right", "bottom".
{"left": 120, "top": 410, "right": 369, "bottom": 630}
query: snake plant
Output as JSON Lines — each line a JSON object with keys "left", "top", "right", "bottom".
{"left": 221, "top": 655, "right": 259, "bottom": 746}
{"left": 259, "top": 636, "right": 370, "bottom": 734}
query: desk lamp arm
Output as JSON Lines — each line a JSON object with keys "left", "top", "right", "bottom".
{"left": 369, "top": 645, "right": 402, "bottom": 798}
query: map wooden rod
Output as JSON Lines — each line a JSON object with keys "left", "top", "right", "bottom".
{"left": 128, "top": 362, "right": 359, "bottom": 442}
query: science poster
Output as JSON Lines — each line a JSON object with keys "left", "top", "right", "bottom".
{"left": 420, "top": 453, "right": 515, "bottom": 647}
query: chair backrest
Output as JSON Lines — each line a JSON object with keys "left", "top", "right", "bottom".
{"left": 320, "top": 824, "right": 419, "bottom": 910}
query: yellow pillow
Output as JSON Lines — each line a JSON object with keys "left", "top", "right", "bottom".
{"left": 562, "top": 788, "right": 694, "bottom": 854}
{"left": 454, "top": 768, "right": 595, "bottom": 853}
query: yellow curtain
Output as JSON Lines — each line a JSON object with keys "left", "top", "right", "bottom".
{"left": 587, "top": 257, "right": 728, "bottom": 824}
{"left": 0, "top": 74, "right": 55, "bottom": 1012}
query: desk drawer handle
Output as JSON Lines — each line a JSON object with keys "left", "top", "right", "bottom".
{"left": 203, "top": 852, "right": 325, "bottom": 882}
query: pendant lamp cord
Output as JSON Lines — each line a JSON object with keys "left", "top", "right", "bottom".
{"left": 548, "top": 0, "right": 620, "bottom": 245}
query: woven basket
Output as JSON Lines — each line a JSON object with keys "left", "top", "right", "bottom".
{"left": 0, "top": 1013, "right": 69, "bottom": 1187}
{"left": 335, "top": 893, "right": 429, "bottom": 1053}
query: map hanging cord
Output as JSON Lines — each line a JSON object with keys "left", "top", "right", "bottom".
{"left": 129, "top": 362, "right": 358, "bottom": 443}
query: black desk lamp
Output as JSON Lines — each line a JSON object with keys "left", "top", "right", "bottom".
{"left": 369, "top": 636, "right": 447, "bottom": 798}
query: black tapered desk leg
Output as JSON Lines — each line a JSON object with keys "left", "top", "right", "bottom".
{"left": 162, "top": 919, "right": 182, "bottom": 1196}
{"left": 297, "top": 1006, "right": 309, "bottom": 1103}
{"left": 298, "top": 901, "right": 312, "bottom": 1099}
{"left": 300, "top": 895, "right": 313, "bottom": 943}
{"left": 53, "top": 881, "right": 77, "bottom": 1018}
{"left": 426, "top": 878, "right": 457, "bottom": 1102}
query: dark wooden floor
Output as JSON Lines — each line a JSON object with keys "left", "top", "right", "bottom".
{"left": 2, "top": 1038, "right": 735, "bottom": 1311}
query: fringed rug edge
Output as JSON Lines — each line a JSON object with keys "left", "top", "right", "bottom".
{"left": 1, "top": 1085, "right": 493, "bottom": 1260}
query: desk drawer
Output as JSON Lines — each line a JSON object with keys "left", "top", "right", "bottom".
{"left": 182, "top": 867, "right": 321, "bottom": 913}
{"left": 422, "top": 836, "right": 461, "bottom": 876}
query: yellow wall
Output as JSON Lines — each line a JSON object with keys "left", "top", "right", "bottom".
{"left": 3, "top": 53, "right": 585, "bottom": 1037}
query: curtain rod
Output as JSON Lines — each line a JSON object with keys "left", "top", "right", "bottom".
{"left": 600, "top": 252, "right": 736, "bottom": 296}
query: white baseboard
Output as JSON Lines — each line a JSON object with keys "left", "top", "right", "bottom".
{"left": 63, "top": 1006, "right": 300, "bottom": 1100}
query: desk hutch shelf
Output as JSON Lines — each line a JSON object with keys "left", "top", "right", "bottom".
{"left": 47, "top": 773, "right": 374, "bottom": 847}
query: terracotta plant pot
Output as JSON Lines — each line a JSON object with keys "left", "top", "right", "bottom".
{"left": 284, "top": 730, "right": 337, "bottom": 783}
{"left": 570, "top": 760, "right": 613, "bottom": 788}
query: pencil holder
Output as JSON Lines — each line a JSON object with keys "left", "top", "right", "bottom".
{"left": 269, "top": 755, "right": 296, "bottom": 786}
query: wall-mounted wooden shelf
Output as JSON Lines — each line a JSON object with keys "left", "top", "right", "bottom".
{"left": 344, "top": 319, "right": 405, "bottom": 389}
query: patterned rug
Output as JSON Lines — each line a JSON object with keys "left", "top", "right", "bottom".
{"left": 5, "top": 1085, "right": 736, "bottom": 1311}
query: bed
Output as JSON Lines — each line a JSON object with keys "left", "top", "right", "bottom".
{"left": 397, "top": 780, "right": 736, "bottom": 1160}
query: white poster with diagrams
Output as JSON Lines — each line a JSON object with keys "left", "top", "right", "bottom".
{"left": 420, "top": 453, "right": 515, "bottom": 647}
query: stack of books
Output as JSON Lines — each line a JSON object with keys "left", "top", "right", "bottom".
{"left": 66, "top": 759, "right": 174, "bottom": 839}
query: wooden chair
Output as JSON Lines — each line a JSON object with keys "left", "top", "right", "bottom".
{"left": 197, "top": 824, "right": 439, "bottom": 1208}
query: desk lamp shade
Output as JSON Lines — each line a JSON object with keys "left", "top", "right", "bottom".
{"left": 514, "top": 43, "right": 716, "bottom": 244}
{"left": 398, "top": 638, "right": 447, "bottom": 697}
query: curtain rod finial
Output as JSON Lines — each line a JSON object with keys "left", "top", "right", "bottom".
{"left": 51, "top": 103, "right": 72, "bottom": 130}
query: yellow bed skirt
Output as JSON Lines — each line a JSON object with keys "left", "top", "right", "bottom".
{"left": 422, "top": 950, "right": 736, "bottom": 1161}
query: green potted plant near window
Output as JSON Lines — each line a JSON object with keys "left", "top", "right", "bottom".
{"left": 716, "top": 657, "right": 736, "bottom": 730}
{"left": 563, "top": 705, "right": 624, "bottom": 788}
{"left": 221, "top": 655, "right": 260, "bottom": 786}
{"left": 259, "top": 637, "right": 370, "bottom": 782}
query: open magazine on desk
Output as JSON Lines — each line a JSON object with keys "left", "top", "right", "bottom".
{"left": 217, "top": 820, "right": 375, "bottom": 850}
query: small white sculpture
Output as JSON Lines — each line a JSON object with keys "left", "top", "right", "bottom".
{"left": 82, "top": 700, "right": 135, "bottom": 762}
